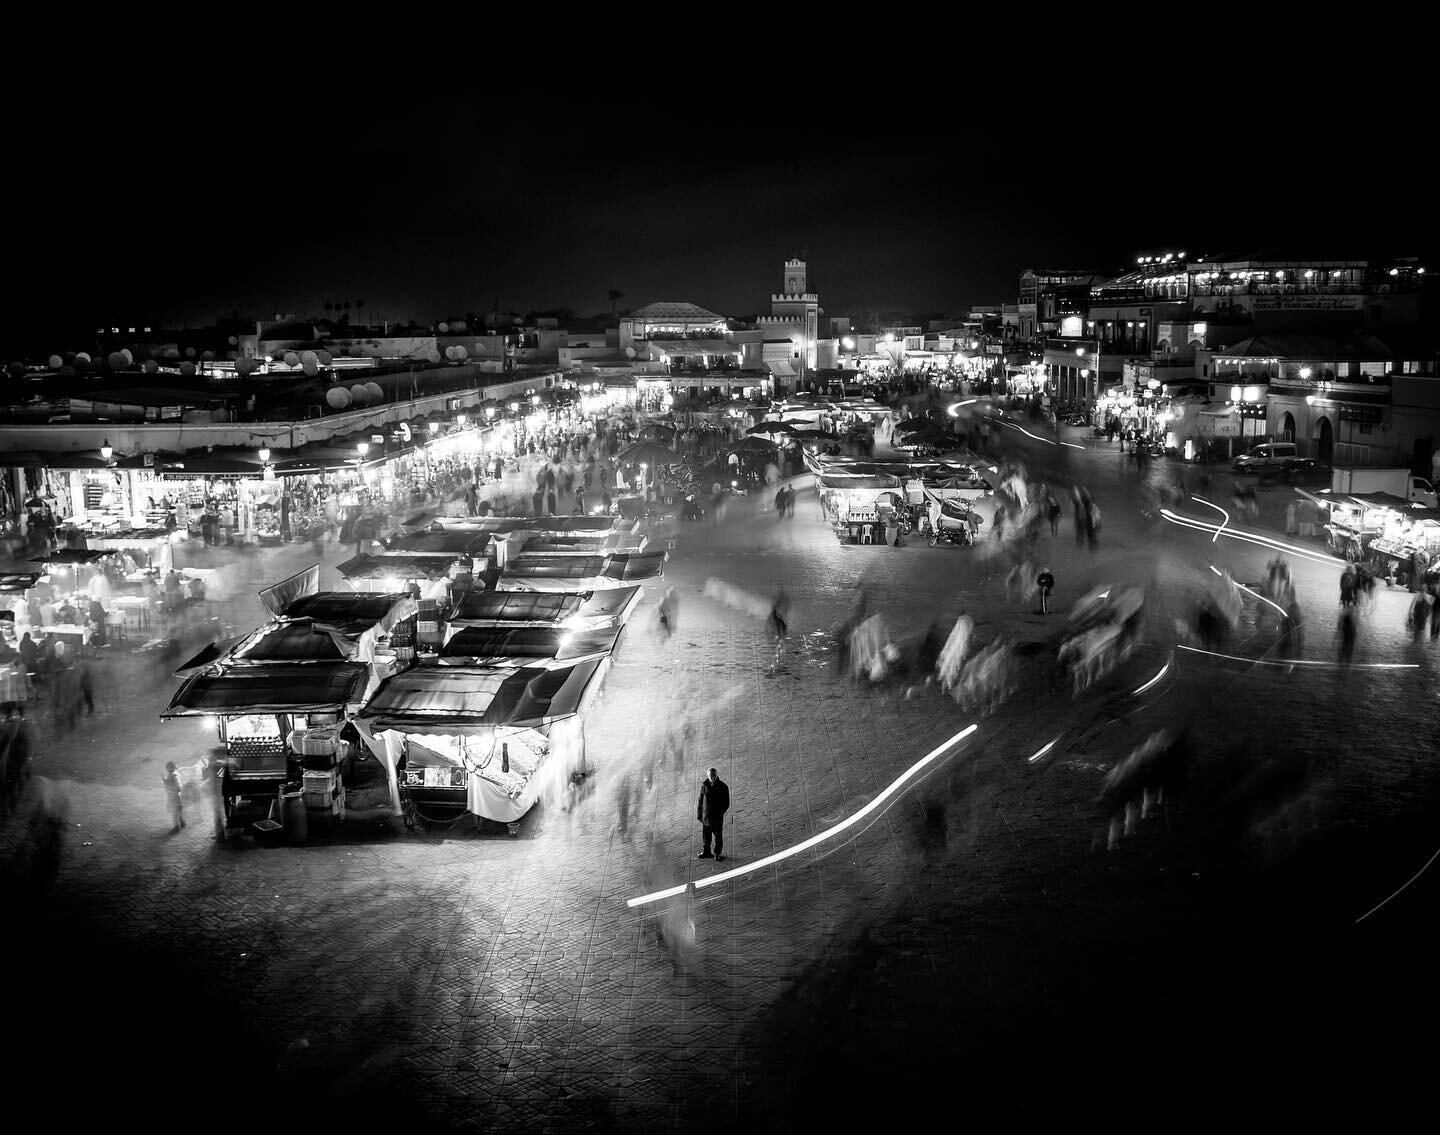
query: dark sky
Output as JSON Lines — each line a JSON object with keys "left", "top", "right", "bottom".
{"left": 13, "top": 80, "right": 1432, "bottom": 339}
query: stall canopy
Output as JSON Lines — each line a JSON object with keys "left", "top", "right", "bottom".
{"left": 431, "top": 514, "right": 617, "bottom": 534}
{"left": 173, "top": 633, "right": 251, "bottom": 677}
{"left": 258, "top": 564, "right": 320, "bottom": 618}
{"left": 482, "top": 659, "right": 606, "bottom": 727}
{"left": 500, "top": 551, "right": 666, "bottom": 587}
{"left": 278, "top": 591, "right": 412, "bottom": 638}
{"left": 25, "top": 548, "right": 112, "bottom": 565}
{"left": 449, "top": 585, "right": 642, "bottom": 627}
{"left": 439, "top": 624, "right": 622, "bottom": 665}
{"left": 161, "top": 661, "right": 371, "bottom": 718}
{"left": 337, "top": 553, "right": 458, "bottom": 581}
{"left": 519, "top": 532, "right": 647, "bottom": 556}
{"left": 382, "top": 531, "right": 493, "bottom": 556}
{"left": 357, "top": 665, "right": 524, "bottom": 735}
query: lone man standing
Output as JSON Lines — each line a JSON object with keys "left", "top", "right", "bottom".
{"left": 696, "top": 766, "right": 730, "bottom": 862}
{"left": 162, "top": 760, "right": 185, "bottom": 834}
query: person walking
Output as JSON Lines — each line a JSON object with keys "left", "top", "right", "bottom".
{"left": 1336, "top": 606, "right": 1358, "bottom": 666}
{"left": 696, "top": 766, "right": 730, "bottom": 861}
{"left": 1047, "top": 494, "right": 1062, "bottom": 537}
{"left": 162, "top": 760, "right": 185, "bottom": 833}
{"left": 464, "top": 482, "right": 478, "bottom": 516}
{"left": 197, "top": 754, "right": 228, "bottom": 839}
{"left": 1037, "top": 566, "right": 1055, "bottom": 614}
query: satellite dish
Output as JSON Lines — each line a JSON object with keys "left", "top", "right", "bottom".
{"left": 302, "top": 359, "right": 319, "bottom": 377}
{"left": 185, "top": 346, "right": 197, "bottom": 358}
{"left": 48, "top": 354, "right": 63, "bottom": 369}
{"left": 283, "top": 351, "right": 299, "bottom": 367}
{"left": 201, "top": 349, "right": 215, "bottom": 361}
{"left": 120, "top": 348, "right": 134, "bottom": 365}
{"left": 300, "top": 350, "right": 318, "bottom": 367}
{"left": 236, "top": 358, "right": 257, "bottom": 377}
{"left": 444, "top": 346, "right": 456, "bottom": 361}
{"left": 426, "top": 349, "right": 441, "bottom": 364}
{"left": 326, "top": 387, "right": 351, "bottom": 409}
{"left": 179, "top": 361, "right": 197, "bottom": 377}
{"left": 453, "top": 344, "right": 468, "bottom": 360}
{"left": 350, "top": 383, "right": 369, "bottom": 405}
{"left": 107, "top": 351, "right": 128, "bottom": 370}
{"left": 143, "top": 359, "right": 159, "bottom": 374}
{"left": 162, "top": 347, "right": 179, "bottom": 360}
{"left": 317, "top": 350, "right": 333, "bottom": 367}
{"left": 365, "top": 381, "right": 384, "bottom": 403}
{"left": 228, "top": 335, "right": 238, "bottom": 346}
{"left": 438, "top": 322, "right": 449, "bottom": 333}
{"left": 625, "top": 347, "right": 636, "bottom": 358}
{"left": 76, "top": 352, "right": 92, "bottom": 363}
{"left": 6, "top": 361, "right": 25, "bottom": 380}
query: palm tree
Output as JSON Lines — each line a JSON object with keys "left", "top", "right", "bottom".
{"left": 608, "top": 289, "right": 623, "bottom": 318}
{"left": 355, "top": 299, "right": 365, "bottom": 324}
{"left": 324, "top": 301, "right": 333, "bottom": 319}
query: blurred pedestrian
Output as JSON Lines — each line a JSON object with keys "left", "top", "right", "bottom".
{"left": 1037, "top": 567, "right": 1055, "bottom": 614}
{"left": 657, "top": 587, "right": 679, "bottom": 638}
{"left": 197, "top": 754, "right": 228, "bottom": 839}
{"left": 767, "top": 590, "right": 790, "bottom": 670}
{"left": 1336, "top": 607, "right": 1358, "bottom": 665}
{"left": 696, "top": 766, "right": 730, "bottom": 861}
{"left": 162, "top": 760, "right": 185, "bottom": 833}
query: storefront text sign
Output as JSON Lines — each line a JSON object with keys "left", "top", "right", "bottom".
{"left": 1252, "top": 296, "right": 1362, "bottom": 313}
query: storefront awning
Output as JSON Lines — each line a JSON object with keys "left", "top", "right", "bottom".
{"left": 358, "top": 664, "right": 521, "bottom": 735}
{"left": 161, "top": 661, "right": 370, "bottom": 718}
{"left": 649, "top": 339, "right": 736, "bottom": 355}
{"left": 336, "top": 553, "right": 458, "bottom": 581}
{"left": 277, "top": 591, "right": 413, "bottom": 637}
{"left": 767, "top": 360, "right": 798, "bottom": 378}
{"left": 382, "top": 531, "right": 493, "bottom": 556}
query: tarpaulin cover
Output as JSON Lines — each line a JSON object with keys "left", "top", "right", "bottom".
{"left": 431, "top": 515, "right": 615, "bottom": 534}
{"left": 161, "top": 661, "right": 370, "bottom": 718}
{"left": 229, "top": 620, "right": 352, "bottom": 664}
{"left": 439, "top": 624, "right": 622, "bottom": 664}
{"left": 278, "top": 591, "right": 412, "bottom": 638}
{"left": 357, "top": 664, "right": 522, "bottom": 735}
{"left": 26, "top": 548, "right": 112, "bottom": 565}
{"left": 383, "top": 531, "right": 492, "bottom": 555}
{"left": 0, "top": 572, "right": 40, "bottom": 593}
{"left": 336, "top": 553, "right": 457, "bottom": 580}
{"left": 482, "top": 658, "right": 606, "bottom": 727}
{"left": 258, "top": 564, "right": 320, "bottom": 617}
{"left": 448, "top": 585, "right": 641, "bottom": 627}
{"left": 172, "top": 634, "right": 250, "bottom": 677}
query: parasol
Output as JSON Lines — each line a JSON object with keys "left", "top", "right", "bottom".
{"left": 614, "top": 441, "right": 681, "bottom": 466}
{"left": 746, "top": 421, "right": 799, "bottom": 438}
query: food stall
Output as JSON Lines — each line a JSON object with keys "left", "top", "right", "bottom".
{"left": 1321, "top": 493, "right": 1408, "bottom": 563}
{"left": 336, "top": 552, "right": 461, "bottom": 598}
{"left": 438, "top": 623, "right": 622, "bottom": 667}
{"left": 816, "top": 473, "right": 904, "bottom": 545}
{"left": 159, "top": 660, "right": 372, "bottom": 827}
{"left": 1367, "top": 513, "right": 1440, "bottom": 588}
{"left": 354, "top": 657, "right": 608, "bottom": 834}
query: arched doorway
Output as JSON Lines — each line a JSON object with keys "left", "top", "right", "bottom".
{"left": 1280, "top": 412, "right": 1296, "bottom": 442}
{"left": 1313, "top": 416, "right": 1334, "bottom": 465}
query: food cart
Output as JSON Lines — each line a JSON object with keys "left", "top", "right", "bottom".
{"left": 355, "top": 657, "right": 608, "bottom": 834}
{"left": 159, "top": 661, "right": 371, "bottom": 832}
{"left": 1367, "top": 514, "right": 1440, "bottom": 588}
{"left": 1322, "top": 493, "right": 1408, "bottom": 562}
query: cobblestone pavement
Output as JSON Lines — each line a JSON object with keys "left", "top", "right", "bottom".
{"left": 4, "top": 421, "right": 1439, "bottom": 1132}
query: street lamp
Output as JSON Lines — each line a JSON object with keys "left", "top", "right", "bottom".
{"left": 356, "top": 441, "right": 369, "bottom": 459}
{"left": 258, "top": 447, "right": 270, "bottom": 465}
{"left": 485, "top": 406, "right": 495, "bottom": 420}
{"left": 100, "top": 438, "right": 113, "bottom": 463}
{"left": 456, "top": 413, "right": 467, "bottom": 427}
{"left": 509, "top": 401, "right": 519, "bottom": 413}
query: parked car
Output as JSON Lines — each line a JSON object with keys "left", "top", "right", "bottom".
{"left": 1232, "top": 441, "right": 1298, "bottom": 474}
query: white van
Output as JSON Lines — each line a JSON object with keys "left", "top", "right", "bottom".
{"left": 1232, "top": 441, "right": 1298, "bottom": 474}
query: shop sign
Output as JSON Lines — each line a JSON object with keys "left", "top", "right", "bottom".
{"left": 1214, "top": 420, "right": 1240, "bottom": 436}
{"left": 1253, "top": 295, "right": 1362, "bottom": 313}
{"left": 1339, "top": 405, "right": 1382, "bottom": 424}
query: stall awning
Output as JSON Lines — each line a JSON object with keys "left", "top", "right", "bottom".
{"left": 482, "top": 659, "right": 606, "bottom": 727}
{"left": 449, "top": 585, "right": 641, "bottom": 627}
{"left": 383, "top": 531, "right": 493, "bottom": 556}
{"left": 358, "top": 664, "right": 522, "bottom": 735}
{"left": 767, "top": 360, "right": 798, "bottom": 378}
{"left": 336, "top": 553, "right": 457, "bottom": 581}
{"left": 161, "top": 661, "right": 370, "bottom": 718}
{"left": 25, "top": 548, "right": 113, "bottom": 565}
{"left": 278, "top": 591, "right": 412, "bottom": 637}
{"left": 258, "top": 564, "right": 320, "bottom": 617}
{"left": 173, "top": 634, "right": 250, "bottom": 678}
{"left": 439, "top": 624, "right": 622, "bottom": 665}
{"left": 498, "top": 552, "right": 665, "bottom": 585}
{"left": 0, "top": 572, "right": 40, "bottom": 593}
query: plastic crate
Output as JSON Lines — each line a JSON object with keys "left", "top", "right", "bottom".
{"left": 251, "top": 818, "right": 283, "bottom": 846}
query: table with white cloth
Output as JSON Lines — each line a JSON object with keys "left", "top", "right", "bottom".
{"left": 42, "top": 624, "right": 92, "bottom": 656}
{"left": 112, "top": 595, "right": 153, "bottom": 630}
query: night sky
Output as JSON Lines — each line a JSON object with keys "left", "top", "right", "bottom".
{"left": 13, "top": 80, "right": 1433, "bottom": 339}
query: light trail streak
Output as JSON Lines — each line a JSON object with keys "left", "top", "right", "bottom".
{"left": 625, "top": 724, "right": 979, "bottom": 909}
{"left": 1355, "top": 846, "right": 1440, "bottom": 925}
{"left": 1190, "top": 494, "right": 1229, "bottom": 543}
{"left": 1210, "top": 564, "right": 1288, "bottom": 619}
{"left": 946, "top": 399, "right": 978, "bottom": 416}
{"left": 1158, "top": 508, "right": 1338, "bottom": 566}
{"left": 1130, "top": 657, "right": 1171, "bottom": 695}
{"left": 1176, "top": 644, "right": 1418, "bottom": 670}
{"left": 1060, "top": 441, "right": 1086, "bottom": 450}
{"left": 1027, "top": 737, "right": 1060, "bottom": 763}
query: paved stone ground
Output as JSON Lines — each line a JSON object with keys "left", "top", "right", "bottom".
{"left": 3, "top": 420, "right": 1439, "bottom": 1132}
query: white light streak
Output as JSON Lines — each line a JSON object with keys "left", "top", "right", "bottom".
{"left": 946, "top": 399, "right": 978, "bottom": 417}
{"left": 1355, "top": 846, "right": 1440, "bottom": 925}
{"left": 625, "top": 724, "right": 979, "bottom": 909}
{"left": 1190, "top": 494, "right": 1228, "bottom": 543}
{"left": 1215, "top": 565, "right": 1289, "bottom": 619}
{"left": 1158, "top": 509, "right": 1337, "bottom": 566}
{"left": 1176, "top": 644, "right": 1418, "bottom": 670}
{"left": 1028, "top": 737, "right": 1059, "bottom": 763}
{"left": 1131, "top": 658, "right": 1171, "bottom": 695}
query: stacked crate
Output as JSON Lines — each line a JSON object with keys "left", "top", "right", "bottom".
{"left": 416, "top": 598, "right": 443, "bottom": 651}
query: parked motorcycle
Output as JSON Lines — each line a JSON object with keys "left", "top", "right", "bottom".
{"left": 928, "top": 526, "right": 969, "bottom": 548}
